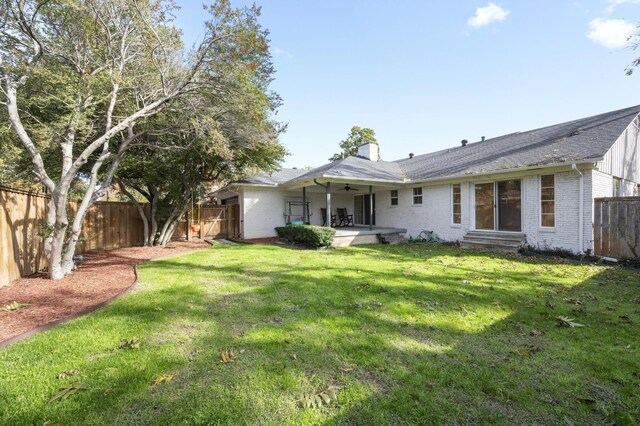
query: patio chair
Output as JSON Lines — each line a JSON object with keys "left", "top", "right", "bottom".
{"left": 320, "top": 208, "right": 337, "bottom": 227}
{"left": 336, "top": 208, "right": 354, "bottom": 227}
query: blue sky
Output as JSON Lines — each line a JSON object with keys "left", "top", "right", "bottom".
{"left": 174, "top": 1, "right": 640, "bottom": 168}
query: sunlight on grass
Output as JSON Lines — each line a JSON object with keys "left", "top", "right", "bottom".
{"left": 1, "top": 243, "right": 639, "bottom": 425}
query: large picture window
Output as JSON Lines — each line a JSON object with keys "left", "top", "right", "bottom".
{"left": 452, "top": 184, "right": 461, "bottom": 224}
{"left": 412, "top": 187, "right": 422, "bottom": 205}
{"left": 540, "top": 174, "right": 555, "bottom": 227}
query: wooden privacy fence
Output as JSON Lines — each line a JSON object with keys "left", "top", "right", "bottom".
{"left": 0, "top": 186, "right": 145, "bottom": 286}
{"left": 593, "top": 197, "right": 640, "bottom": 260}
{"left": 0, "top": 185, "right": 239, "bottom": 286}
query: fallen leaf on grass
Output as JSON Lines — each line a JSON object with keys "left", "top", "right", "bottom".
{"left": 340, "top": 366, "right": 354, "bottom": 373}
{"left": 577, "top": 397, "right": 596, "bottom": 405}
{"left": 153, "top": 374, "right": 175, "bottom": 385}
{"left": 556, "top": 316, "right": 585, "bottom": 328}
{"left": 2, "top": 301, "right": 30, "bottom": 312}
{"left": 291, "top": 354, "right": 298, "bottom": 360}
{"left": 298, "top": 386, "right": 340, "bottom": 409}
{"left": 511, "top": 348, "right": 529, "bottom": 357}
{"left": 372, "top": 300, "right": 384, "bottom": 307}
{"left": 50, "top": 382, "right": 92, "bottom": 402}
{"left": 529, "top": 330, "right": 546, "bottom": 337}
{"left": 220, "top": 349, "right": 238, "bottom": 363}
{"left": 564, "top": 298, "right": 583, "bottom": 305}
{"left": 56, "top": 369, "right": 79, "bottom": 379}
{"left": 118, "top": 338, "right": 141, "bottom": 350}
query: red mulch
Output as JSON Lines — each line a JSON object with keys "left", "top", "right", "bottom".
{"left": 0, "top": 240, "right": 210, "bottom": 345}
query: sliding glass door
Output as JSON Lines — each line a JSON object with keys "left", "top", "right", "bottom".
{"left": 475, "top": 180, "right": 522, "bottom": 232}
{"left": 475, "top": 183, "right": 495, "bottom": 230}
{"left": 353, "top": 194, "right": 375, "bottom": 226}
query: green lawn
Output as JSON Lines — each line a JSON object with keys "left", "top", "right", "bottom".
{"left": 1, "top": 243, "right": 639, "bottom": 425}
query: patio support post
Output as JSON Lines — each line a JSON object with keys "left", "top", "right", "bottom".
{"left": 326, "top": 182, "right": 331, "bottom": 228}
{"left": 368, "top": 185, "right": 373, "bottom": 231}
{"left": 302, "top": 186, "right": 307, "bottom": 224}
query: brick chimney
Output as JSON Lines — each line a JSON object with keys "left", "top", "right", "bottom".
{"left": 357, "top": 142, "right": 379, "bottom": 161}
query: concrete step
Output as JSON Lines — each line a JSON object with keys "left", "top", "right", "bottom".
{"left": 464, "top": 231, "right": 525, "bottom": 242}
{"left": 462, "top": 236, "right": 522, "bottom": 247}
{"left": 377, "top": 233, "right": 405, "bottom": 245}
{"left": 461, "top": 231, "right": 526, "bottom": 254}
{"left": 459, "top": 240, "right": 520, "bottom": 254}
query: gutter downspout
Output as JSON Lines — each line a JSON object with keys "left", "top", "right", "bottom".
{"left": 571, "top": 163, "right": 584, "bottom": 253}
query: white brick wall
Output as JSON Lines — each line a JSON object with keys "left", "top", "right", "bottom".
{"left": 378, "top": 171, "right": 590, "bottom": 253}
{"left": 376, "top": 184, "right": 470, "bottom": 241}
{"left": 522, "top": 171, "right": 590, "bottom": 253}
{"left": 591, "top": 170, "right": 612, "bottom": 198}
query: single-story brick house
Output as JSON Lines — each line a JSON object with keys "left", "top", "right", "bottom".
{"left": 213, "top": 105, "right": 640, "bottom": 253}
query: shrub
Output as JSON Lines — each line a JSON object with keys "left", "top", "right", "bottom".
{"left": 275, "top": 225, "right": 336, "bottom": 248}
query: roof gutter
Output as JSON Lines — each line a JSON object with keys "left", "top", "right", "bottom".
{"left": 408, "top": 158, "right": 601, "bottom": 186}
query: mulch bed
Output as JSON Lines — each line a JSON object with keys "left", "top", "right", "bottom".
{"left": 0, "top": 240, "right": 210, "bottom": 346}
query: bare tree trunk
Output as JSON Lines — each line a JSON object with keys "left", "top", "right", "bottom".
{"left": 44, "top": 192, "right": 70, "bottom": 280}
{"left": 157, "top": 197, "right": 190, "bottom": 246}
{"left": 148, "top": 188, "right": 159, "bottom": 246}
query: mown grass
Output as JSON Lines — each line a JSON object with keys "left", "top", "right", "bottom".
{"left": 0, "top": 243, "right": 639, "bottom": 425}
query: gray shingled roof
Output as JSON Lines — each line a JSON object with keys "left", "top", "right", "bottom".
{"left": 237, "top": 105, "right": 640, "bottom": 186}
{"left": 395, "top": 105, "right": 640, "bottom": 181}
{"left": 290, "top": 156, "right": 406, "bottom": 183}
{"left": 237, "top": 168, "right": 306, "bottom": 185}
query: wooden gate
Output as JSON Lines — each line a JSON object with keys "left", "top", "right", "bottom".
{"left": 593, "top": 197, "right": 640, "bottom": 259}
{"left": 178, "top": 204, "right": 239, "bottom": 240}
{"left": 228, "top": 204, "right": 240, "bottom": 238}
{"left": 200, "top": 206, "right": 227, "bottom": 239}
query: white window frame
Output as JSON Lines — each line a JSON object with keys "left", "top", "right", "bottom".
{"left": 539, "top": 174, "right": 555, "bottom": 229}
{"left": 412, "top": 187, "right": 423, "bottom": 205}
{"left": 451, "top": 183, "right": 461, "bottom": 226}
{"left": 389, "top": 189, "right": 398, "bottom": 207}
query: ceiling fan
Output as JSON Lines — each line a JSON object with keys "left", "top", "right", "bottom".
{"left": 338, "top": 184, "right": 359, "bottom": 192}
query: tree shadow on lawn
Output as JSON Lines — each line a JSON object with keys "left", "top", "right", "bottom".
{"left": 1, "top": 244, "right": 639, "bottom": 425}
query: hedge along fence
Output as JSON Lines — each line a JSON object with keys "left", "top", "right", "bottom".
{"left": 0, "top": 185, "right": 146, "bottom": 287}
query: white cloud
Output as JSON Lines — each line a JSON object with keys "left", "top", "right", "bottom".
{"left": 467, "top": 3, "right": 510, "bottom": 28}
{"left": 606, "top": 0, "right": 640, "bottom": 13}
{"left": 586, "top": 18, "right": 635, "bottom": 49}
{"left": 273, "top": 47, "right": 292, "bottom": 58}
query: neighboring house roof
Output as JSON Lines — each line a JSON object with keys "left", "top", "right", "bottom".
{"left": 396, "top": 105, "right": 640, "bottom": 181}
{"left": 237, "top": 168, "right": 307, "bottom": 185}
{"left": 234, "top": 105, "right": 640, "bottom": 187}
{"left": 291, "top": 156, "right": 406, "bottom": 183}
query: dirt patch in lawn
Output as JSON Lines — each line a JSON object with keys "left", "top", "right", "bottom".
{"left": 0, "top": 240, "right": 210, "bottom": 345}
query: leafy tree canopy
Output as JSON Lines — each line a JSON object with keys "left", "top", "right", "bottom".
{"left": 328, "top": 126, "right": 377, "bottom": 162}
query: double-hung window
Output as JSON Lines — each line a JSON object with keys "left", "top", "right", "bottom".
{"left": 452, "top": 184, "right": 461, "bottom": 224}
{"left": 412, "top": 187, "right": 423, "bottom": 205}
{"left": 540, "top": 175, "right": 555, "bottom": 227}
{"left": 390, "top": 190, "right": 398, "bottom": 206}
